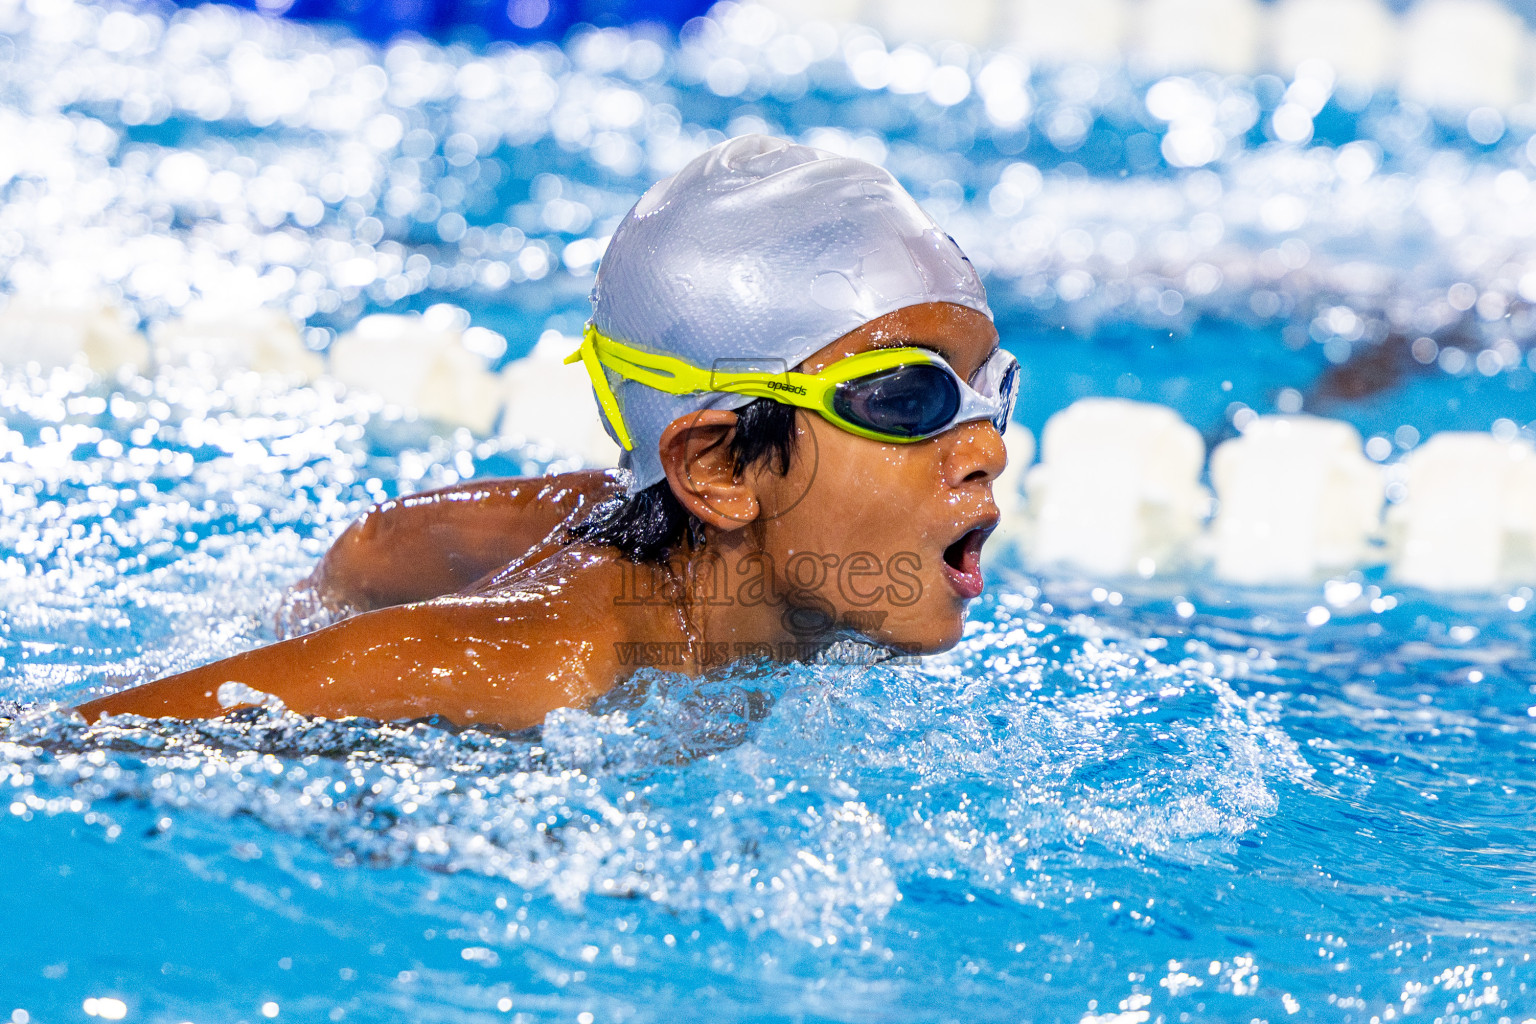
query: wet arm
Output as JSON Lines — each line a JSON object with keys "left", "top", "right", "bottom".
{"left": 77, "top": 601, "right": 611, "bottom": 731}
{"left": 303, "top": 469, "right": 624, "bottom": 612}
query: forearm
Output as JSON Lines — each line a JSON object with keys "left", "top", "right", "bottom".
{"left": 79, "top": 602, "right": 604, "bottom": 731}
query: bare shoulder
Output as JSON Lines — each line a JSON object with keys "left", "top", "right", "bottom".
{"left": 535, "top": 467, "right": 629, "bottom": 503}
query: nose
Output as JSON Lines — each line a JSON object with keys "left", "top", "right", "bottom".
{"left": 941, "top": 419, "right": 1008, "bottom": 489}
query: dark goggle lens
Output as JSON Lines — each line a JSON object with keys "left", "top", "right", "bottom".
{"left": 832, "top": 363, "right": 961, "bottom": 438}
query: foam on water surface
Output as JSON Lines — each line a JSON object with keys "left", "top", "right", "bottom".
{"left": 5, "top": 547, "right": 1536, "bottom": 1020}
{"left": 0, "top": 601, "right": 1314, "bottom": 1020}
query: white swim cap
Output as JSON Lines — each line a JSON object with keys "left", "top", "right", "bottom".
{"left": 589, "top": 134, "right": 991, "bottom": 492}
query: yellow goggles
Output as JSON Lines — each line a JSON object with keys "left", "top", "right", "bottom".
{"left": 566, "top": 324, "right": 1018, "bottom": 452}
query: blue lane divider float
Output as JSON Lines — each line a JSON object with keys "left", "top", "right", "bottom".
{"left": 175, "top": 0, "right": 716, "bottom": 43}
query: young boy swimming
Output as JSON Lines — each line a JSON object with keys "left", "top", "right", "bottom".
{"left": 79, "top": 135, "right": 1014, "bottom": 731}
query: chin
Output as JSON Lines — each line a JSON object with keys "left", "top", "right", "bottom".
{"left": 865, "top": 605, "right": 966, "bottom": 657}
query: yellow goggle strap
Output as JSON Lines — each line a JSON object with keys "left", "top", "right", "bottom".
{"left": 567, "top": 326, "right": 845, "bottom": 450}
{"left": 565, "top": 325, "right": 636, "bottom": 450}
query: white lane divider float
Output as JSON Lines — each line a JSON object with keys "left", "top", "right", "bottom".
{"left": 1208, "top": 415, "right": 1383, "bottom": 585}
{"left": 759, "top": 0, "right": 1532, "bottom": 113}
{"left": 154, "top": 301, "right": 322, "bottom": 382}
{"left": 328, "top": 305, "right": 508, "bottom": 436}
{"left": 1387, "top": 432, "right": 1536, "bottom": 591}
{"left": 1018, "top": 398, "right": 1209, "bottom": 578}
{"left": 0, "top": 295, "right": 149, "bottom": 376}
{"left": 1005, "top": 401, "right": 1536, "bottom": 593}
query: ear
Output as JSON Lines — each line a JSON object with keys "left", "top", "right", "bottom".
{"left": 658, "top": 410, "right": 760, "bottom": 531}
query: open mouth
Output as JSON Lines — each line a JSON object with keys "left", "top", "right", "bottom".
{"left": 941, "top": 523, "right": 994, "bottom": 599}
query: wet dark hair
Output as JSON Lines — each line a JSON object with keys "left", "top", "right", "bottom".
{"left": 569, "top": 398, "right": 798, "bottom": 562}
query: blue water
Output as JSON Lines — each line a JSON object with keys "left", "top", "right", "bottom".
{"left": 5, "top": 2, "right": 1536, "bottom": 1021}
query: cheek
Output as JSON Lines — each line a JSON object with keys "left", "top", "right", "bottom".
{"left": 760, "top": 421, "right": 971, "bottom": 651}
{"left": 783, "top": 422, "right": 945, "bottom": 552}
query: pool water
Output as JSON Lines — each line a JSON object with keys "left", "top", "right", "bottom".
{"left": 5, "top": 2, "right": 1536, "bottom": 1021}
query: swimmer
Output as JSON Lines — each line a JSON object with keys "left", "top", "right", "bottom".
{"left": 78, "top": 135, "right": 1014, "bottom": 731}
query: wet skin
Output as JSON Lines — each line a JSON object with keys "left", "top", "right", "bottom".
{"left": 292, "top": 469, "right": 626, "bottom": 614}
{"left": 78, "top": 301, "right": 1007, "bottom": 730}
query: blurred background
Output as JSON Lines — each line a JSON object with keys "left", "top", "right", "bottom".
{"left": 5, "top": 0, "right": 1536, "bottom": 439}
{"left": 6, "top": 0, "right": 1536, "bottom": 581}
